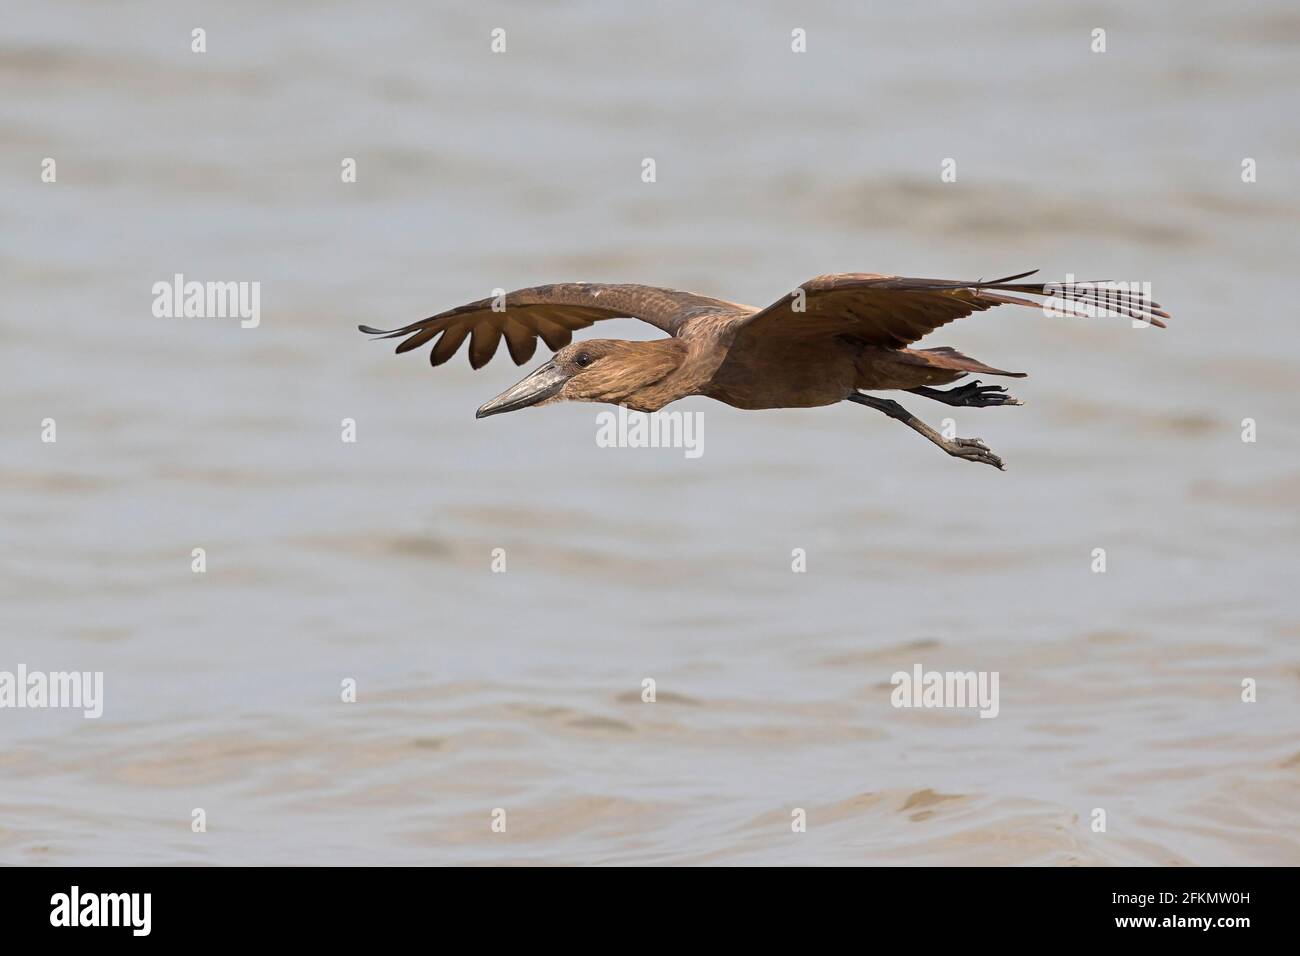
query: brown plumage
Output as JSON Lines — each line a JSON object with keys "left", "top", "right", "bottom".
{"left": 360, "top": 271, "right": 1168, "bottom": 470}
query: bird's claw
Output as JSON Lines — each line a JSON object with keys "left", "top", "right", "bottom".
{"left": 950, "top": 436, "right": 1006, "bottom": 471}
{"left": 948, "top": 380, "right": 1023, "bottom": 408}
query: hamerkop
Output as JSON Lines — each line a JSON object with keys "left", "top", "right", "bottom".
{"left": 360, "top": 271, "right": 1166, "bottom": 470}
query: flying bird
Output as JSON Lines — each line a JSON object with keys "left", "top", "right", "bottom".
{"left": 360, "top": 271, "right": 1167, "bottom": 470}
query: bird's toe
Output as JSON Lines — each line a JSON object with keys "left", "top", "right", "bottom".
{"left": 951, "top": 437, "right": 1005, "bottom": 470}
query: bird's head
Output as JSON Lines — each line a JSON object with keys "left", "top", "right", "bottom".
{"left": 475, "top": 339, "right": 684, "bottom": 418}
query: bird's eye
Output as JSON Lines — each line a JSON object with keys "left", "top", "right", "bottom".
{"left": 574, "top": 352, "right": 592, "bottom": 368}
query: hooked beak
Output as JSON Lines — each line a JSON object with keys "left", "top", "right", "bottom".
{"left": 475, "top": 359, "right": 568, "bottom": 419}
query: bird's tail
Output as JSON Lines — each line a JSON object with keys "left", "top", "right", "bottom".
{"left": 911, "top": 346, "right": 1027, "bottom": 378}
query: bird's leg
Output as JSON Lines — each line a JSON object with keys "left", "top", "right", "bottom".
{"left": 846, "top": 393, "right": 1006, "bottom": 470}
{"left": 908, "top": 380, "right": 1022, "bottom": 408}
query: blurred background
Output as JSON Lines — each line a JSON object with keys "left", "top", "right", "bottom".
{"left": 2, "top": 0, "right": 1297, "bottom": 864}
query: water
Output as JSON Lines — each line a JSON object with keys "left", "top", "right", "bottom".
{"left": 2, "top": 0, "right": 1298, "bottom": 864}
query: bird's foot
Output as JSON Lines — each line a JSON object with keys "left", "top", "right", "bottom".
{"left": 943, "top": 380, "right": 1023, "bottom": 407}
{"left": 943, "top": 436, "right": 1006, "bottom": 471}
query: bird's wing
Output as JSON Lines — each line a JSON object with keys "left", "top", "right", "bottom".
{"left": 359, "top": 283, "right": 738, "bottom": 369}
{"left": 731, "top": 270, "right": 1168, "bottom": 351}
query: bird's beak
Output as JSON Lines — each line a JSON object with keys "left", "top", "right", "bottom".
{"left": 475, "top": 359, "right": 568, "bottom": 419}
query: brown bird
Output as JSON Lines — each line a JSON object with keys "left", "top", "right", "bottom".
{"left": 359, "top": 271, "right": 1167, "bottom": 470}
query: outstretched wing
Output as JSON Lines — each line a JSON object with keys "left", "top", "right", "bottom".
{"left": 732, "top": 270, "right": 1168, "bottom": 352}
{"left": 360, "top": 282, "right": 738, "bottom": 369}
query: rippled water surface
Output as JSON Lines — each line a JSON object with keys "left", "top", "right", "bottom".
{"left": 2, "top": 0, "right": 1298, "bottom": 864}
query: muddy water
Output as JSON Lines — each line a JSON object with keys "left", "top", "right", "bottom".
{"left": 1, "top": 0, "right": 1298, "bottom": 864}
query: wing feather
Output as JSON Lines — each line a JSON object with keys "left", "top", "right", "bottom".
{"left": 502, "top": 316, "right": 538, "bottom": 365}
{"left": 732, "top": 270, "right": 1167, "bottom": 352}
{"left": 468, "top": 320, "right": 503, "bottom": 370}
{"left": 360, "top": 282, "right": 741, "bottom": 369}
{"left": 430, "top": 323, "right": 470, "bottom": 367}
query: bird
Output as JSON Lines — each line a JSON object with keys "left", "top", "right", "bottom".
{"left": 359, "top": 271, "right": 1167, "bottom": 470}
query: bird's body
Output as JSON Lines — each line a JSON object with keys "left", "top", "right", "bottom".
{"left": 704, "top": 340, "right": 993, "bottom": 410}
{"left": 361, "top": 271, "right": 1167, "bottom": 469}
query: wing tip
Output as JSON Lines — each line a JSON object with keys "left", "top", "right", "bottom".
{"left": 986, "top": 268, "right": 1039, "bottom": 285}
